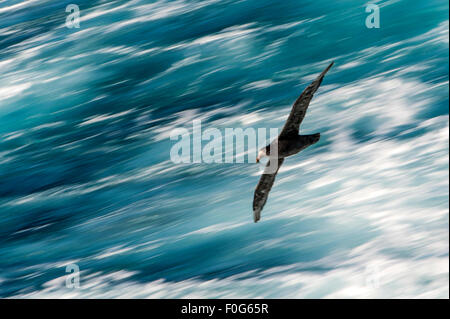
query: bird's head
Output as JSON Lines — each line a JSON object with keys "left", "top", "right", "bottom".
{"left": 256, "top": 148, "right": 267, "bottom": 163}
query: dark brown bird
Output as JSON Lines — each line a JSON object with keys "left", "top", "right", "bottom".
{"left": 253, "top": 62, "right": 334, "bottom": 222}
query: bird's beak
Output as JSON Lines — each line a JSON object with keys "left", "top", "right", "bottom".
{"left": 256, "top": 149, "right": 265, "bottom": 163}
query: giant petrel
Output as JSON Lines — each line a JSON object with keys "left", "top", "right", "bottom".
{"left": 253, "top": 62, "right": 334, "bottom": 222}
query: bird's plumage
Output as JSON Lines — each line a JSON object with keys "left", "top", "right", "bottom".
{"left": 253, "top": 157, "right": 284, "bottom": 222}
{"left": 252, "top": 61, "right": 333, "bottom": 222}
{"left": 279, "top": 61, "right": 334, "bottom": 139}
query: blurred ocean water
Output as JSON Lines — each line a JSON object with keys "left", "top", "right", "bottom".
{"left": 0, "top": 0, "right": 448, "bottom": 298}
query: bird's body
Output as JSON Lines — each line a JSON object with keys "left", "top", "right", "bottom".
{"left": 253, "top": 62, "right": 334, "bottom": 222}
{"left": 263, "top": 133, "right": 321, "bottom": 159}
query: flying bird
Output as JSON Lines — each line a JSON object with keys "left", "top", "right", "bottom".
{"left": 253, "top": 61, "right": 334, "bottom": 223}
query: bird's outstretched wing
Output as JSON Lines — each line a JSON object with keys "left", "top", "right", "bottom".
{"left": 279, "top": 61, "right": 333, "bottom": 138}
{"left": 253, "top": 157, "right": 284, "bottom": 223}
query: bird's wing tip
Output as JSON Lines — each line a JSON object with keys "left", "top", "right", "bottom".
{"left": 253, "top": 209, "right": 261, "bottom": 223}
{"left": 323, "top": 61, "right": 334, "bottom": 74}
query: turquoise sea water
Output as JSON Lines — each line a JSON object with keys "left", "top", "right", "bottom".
{"left": 0, "top": 0, "right": 448, "bottom": 298}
